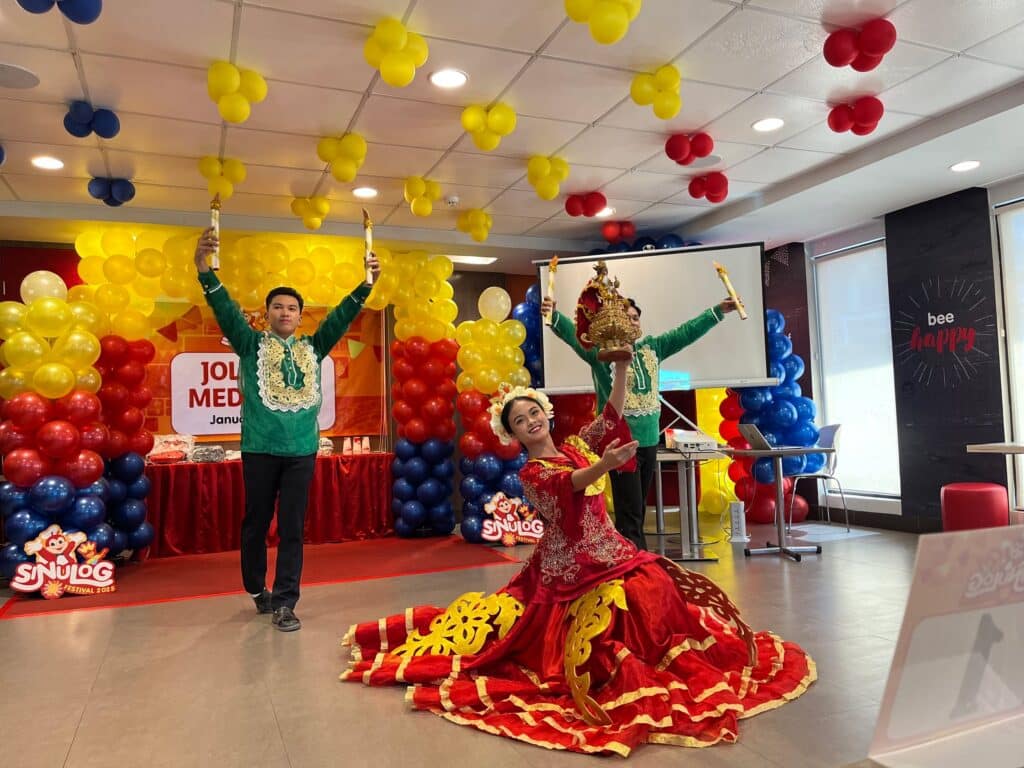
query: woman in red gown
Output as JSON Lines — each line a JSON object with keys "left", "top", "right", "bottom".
{"left": 341, "top": 353, "right": 816, "bottom": 756}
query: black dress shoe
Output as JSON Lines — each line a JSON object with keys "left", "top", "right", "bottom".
{"left": 253, "top": 590, "right": 272, "bottom": 614}
{"left": 272, "top": 606, "right": 301, "bottom": 632}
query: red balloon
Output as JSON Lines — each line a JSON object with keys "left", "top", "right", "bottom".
{"left": 850, "top": 52, "right": 882, "bottom": 72}
{"left": 719, "top": 394, "right": 743, "bottom": 420}
{"left": 690, "top": 132, "right": 714, "bottom": 158}
{"left": 746, "top": 492, "right": 776, "bottom": 525}
{"left": 471, "top": 412, "right": 493, "bottom": 438}
{"left": 402, "top": 378, "right": 428, "bottom": 404}
{"left": 827, "top": 104, "right": 854, "bottom": 133}
{"left": 392, "top": 358, "right": 415, "bottom": 382}
{"left": 432, "top": 338, "right": 459, "bottom": 362}
{"left": 56, "top": 448, "right": 104, "bottom": 488}
{"left": 851, "top": 122, "right": 877, "bottom": 136}
{"left": 582, "top": 191, "right": 606, "bottom": 217}
{"left": 665, "top": 134, "right": 691, "bottom": 162}
{"left": 853, "top": 96, "right": 884, "bottom": 127}
{"left": 432, "top": 419, "right": 457, "bottom": 442}
{"left": 734, "top": 476, "right": 756, "bottom": 503}
{"left": 719, "top": 419, "right": 740, "bottom": 441}
{"left": 390, "top": 340, "right": 406, "bottom": 358}
{"left": 823, "top": 28, "right": 859, "bottom": 67}
{"left": 127, "top": 429, "right": 154, "bottom": 457}
{"left": 77, "top": 421, "right": 110, "bottom": 454}
{"left": 116, "top": 361, "right": 147, "bottom": 388}
{"left": 676, "top": 154, "right": 695, "bottom": 166}
{"left": 858, "top": 18, "right": 897, "bottom": 57}
{"left": 688, "top": 176, "right": 707, "bottom": 199}
{"left": 404, "top": 418, "right": 428, "bottom": 443}
{"left": 128, "top": 385, "right": 153, "bottom": 409}
{"left": 620, "top": 221, "right": 636, "bottom": 239}
{"left": 35, "top": 419, "right": 81, "bottom": 459}
{"left": 422, "top": 396, "right": 451, "bottom": 422}
{"left": 601, "top": 221, "right": 622, "bottom": 243}
{"left": 113, "top": 406, "right": 144, "bottom": 434}
{"left": 391, "top": 382, "right": 404, "bottom": 402}
{"left": 706, "top": 191, "right": 727, "bottom": 204}
{"left": 727, "top": 436, "right": 750, "bottom": 450}
{"left": 99, "top": 335, "right": 130, "bottom": 367}
{"left": 565, "top": 195, "right": 584, "bottom": 217}
{"left": 127, "top": 338, "right": 156, "bottom": 364}
{"left": 787, "top": 492, "right": 810, "bottom": 523}
{"left": 3, "top": 448, "right": 48, "bottom": 487}
{"left": 102, "top": 428, "right": 129, "bottom": 459}
{"left": 436, "top": 378, "right": 457, "bottom": 399}
{"left": 494, "top": 439, "right": 523, "bottom": 461}
{"left": 727, "top": 460, "right": 748, "bottom": 482}
{"left": 393, "top": 399, "right": 415, "bottom": 424}
{"left": 405, "top": 336, "right": 431, "bottom": 362}
{"left": 458, "top": 432, "right": 485, "bottom": 459}
{"left": 457, "top": 390, "right": 489, "bottom": 417}
{"left": 98, "top": 382, "right": 130, "bottom": 413}
{"left": 420, "top": 358, "right": 444, "bottom": 383}
{"left": 0, "top": 420, "right": 33, "bottom": 454}
{"left": 4, "top": 392, "right": 53, "bottom": 432}
{"left": 54, "top": 390, "right": 102, "bottom": 427}
{"left": 705, "top": 172, "right": 728, "bottom": 198}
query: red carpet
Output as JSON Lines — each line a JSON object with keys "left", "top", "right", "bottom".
{"left": 0, "top": 537, "right": 520, "bottom": 620}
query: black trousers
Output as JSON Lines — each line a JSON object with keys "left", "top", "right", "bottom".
{"left": 610, "top": 445, "right": 659, "bottom": 550}
{"left": 240, "top": 452, "right": 317, "bottom": 610}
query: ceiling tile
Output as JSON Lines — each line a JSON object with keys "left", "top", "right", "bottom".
{"left": 218, "top": 192, "right": 294, "bottom": 219}
{"left": 430, "top": 151, "right": 524, "bottom": 187}
{"left": 638, "top": 140, "right": 765, "bottom": 174}
{"left": 75, "top": 0, "right": 235, "bottom": 68}
{"left": 747, "top": 0, "right": 901, "bottom": 27}
{"left": 513, "top": 163, "right": 624, "bottom": 195}
{"left": 355, "top": 95, "right": 464, "bottom": 149}
{"left": 779, "top": 110, "right": 922, "bottom": 153}
{"left": 599, "top": 79, "right": 754, "bottom": 133}
{"left": 0, "top": 4, "right": 68, "bottom": 48}
{"left": 242, "top": 81, "right": 362, "bottom": 137}
{"left": 487, "top": 214, "right": 548, "bottom": 235}
{"left": 244, "top": 0, "right": 407, "bottom": 25}
{"left": 370, "top": 37, "right": 529, "bottom": 105}
{"left": 526, "top": 215, "right": 603, "bottom": 238}
{"left": 967, "top": 23, "right": 1024, "bottom": 69}
{"left": 487, "top": 188, "right": 564, "bottom": 218}
{"left": 407, "top": 0, "right": 567, "bottom": 52}
{"left": 82, "top": 54, "right": 211, "bottom": 123}
{"left": 322, "top": 175, "right": 407, "bottom": 206}
{"left": 357, "top": 144, "right": 444, "bottom": 178}
{"left": 236, "top": 6, "right": 374, "bottom": 93}
{"left": 325, "top": 200, "right": 393, "bottom": 223}
{"left": 223, "top": 127, "right": 324, "bottom": 171}
{"left": 131, "top": 183, "right": 212, "bottom": 211}
{"left": 460, "top": 114, "right": 585, "bottom": 158}
{"left": 770, "top": 41, "right": 949, "bottom": 103}
{"left": 503, "top": 58, "right": 633, "bottom": 123}
{"left": 889, "top": 0, "right": 1024, "bottom": 51}
{"left": 385, "top": 206, "right": 458, "bottom": 230}
{"left": 0, "top": 140, "right": 104, "bottom": 178}
{"left": 545, "top": 0, "right": 734, "bottom": 71}
{"left": 105, "top": 151, "right": 205, "bottom": 188}
{"left": 631, "top": 202, "right": 708, "bottom": 228}
{"left": 0, "top": 43, "right": 81, "bottom": 103}
{"left": 599, "top": 171, "right": 689, "bottom": 202}
{"left": 724, "top": 146, "right": 835, "bottom": 183}
{"left": 4, "top": 173, "right": 95, "bottom": 204}
{"left": 100, "top": 113, "right": 222, "bottom": 157}
{"left": 880, "top": 56, "right": 1024, "bottom": 116}
{"left": 663, "top": 179, "right": 767, "bottom": 206}
{"left": 364, "top": 181, "right": 501, "bottom": 212}
{"left": 0, "top": 99, "right": 74, "bottom": 144}
{"left": 231, "top": 163, "right": 325, "bottom": 198}
{"left": 0, "top": 179, "right": 14, "bottom": 201}
{"left": 677, "top": 9, "right": 826, "bottom": 90}
{"left": 702, "top": 92, "right": 827, "bottom": 146}
{"left": 561, "top": 126, "right": 665, "bottom": 170}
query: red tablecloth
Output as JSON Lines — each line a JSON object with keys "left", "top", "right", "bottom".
{"left": 145, "top": 453, "right": 393, "bottom": 558}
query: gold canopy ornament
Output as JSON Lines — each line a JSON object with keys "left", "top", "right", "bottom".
{"left": 209, "top": 194, "right": 221, "bottom": 271}
{"left": 713, "top": 260, "right": 747, "bottom": 320}
{"left": 574, "top": 260, "right": 639, "bottom": 362}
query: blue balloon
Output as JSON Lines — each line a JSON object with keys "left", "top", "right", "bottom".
{"left": 462, "top": 499, "right": 482, "bottom": 519}
{"left": 127, "top": 475, "right": 150, "bottom": 500}
{"left": 391, "top": 498, "right": 404, "bottom": 517}
{"left": 87, "top": 522, "right": 116, "bottom": 552}
{"left": 587, "top": 248, "right": 606, "bottom": 256}
{"left": 58, "top": 0, "right": 103, "bottom": 25}
{"left": 765, "top": 399, "right": 799, "bottom": 430}
{"left": 106, "top": 478, "right": 127, "bottom": 505}
{"left": 110, "top": 178, "right": 134, "bottom": 203}
{"left": 0, "top": 145, "right": 4, "bottom": 166}
{"left": 65, "top": 495, "right": 105, "bottom": 530}
{"left": 633, "top": 236, "right": 656, "bottom": 250}
{"left": 739, "top": 411, "right": 762, "bottom": 427}
{"left": 504, "top": 451, "right": 528, "bottom": 472}
{"left": 394, "top": 438, "right": 418, "bottom": 461}
{"left": 69, "top": 99, "right": 93, "bottom": 124}
{"left": 110, "top": 452, "right": 145, "bottom": 483}
{"left": 781, "top": 454, "right": 807, "bottom": 477}
{"left": 769, "top": 360, "right": 785, "bottom": 381}
{"left": 64, "top": 112, "right": 92, "bottom": 137}
{"left": 473, "top": 454, "right": 503, "bottom": 483}
{"left": 767, "top": 333, "right": 793, "bottom": 361}
{"left": 527, "top": 357, "right": 543, "bottom": 379}
{"left": 0, "top": 542, "right": 31, "bottom": 579}
{"left": 393, "top": 478, "right": 416, "bottom": 502}
{"left": 18, "top": 0, "right": 55, "bottom": 11}
{"left": 87, "top": 177, "right": 111, "bottom": 199}
{"left": 460, "top": 475, "right": 486, "bottom": 501}
{"left": 394, "top": 516, "right": 417, "bottom": 537}
{"left": 111, "top": 529, "right": 128, "bottom": 555}
{"left": 103, "top": 195, "right": 123, "bottom": 207}
{"left": 4, "top": 510, "right": 48, "bottom": 547}
{"left": 420, "top": 438, "right": 452, "bottom": 464}
{"left": 739, "top": 388, "right": 773, "bottom": 413}
{"left": 782, "top": 354, "right": 805, "bottom": 383}
{"left": 786, "top": 422, "right": 820, "bottom": 447}
{"left": 459, "top": 457, "right": 475, "bottom": 476}
{"left": 765, "top": 309, "right": 786, "bottom": 334}
{"left": 400, "top": 500, "right": 427, "bottom": 527}
{"left": 76, "top": 478, "right": 109, "bottom": 500}
{"left": 430, "top": 505, "right": 455, "bottom": 535}
{"left": 431, "top": 461, "right": 454, "bottom": 480}
{"left": 760, "top": 429, "right": 782, "bottom": 447}
{"left": 792, "top": 396, "right": 817, "bottom": 422}
{"left": 656, "top": 233, "right": 684, "bottom": 249}
{"left": 111, "top": 498, "right": 146, "bottom": 530}
{"left": 802, "top": 452, "right": 827, "bottom": 474}
{"left": 511, "top": 303, "right": 533, "bottom": 324}
{"left": 525, "top": 283, "right": 541, "bottom": 305}
{"left": 90, "top": 108, "right": 120, "bottom": 139}
{"left": 609, "top": 241, "right": 630, "bottom": 253}
{"left": 390, "top": 457, "right": 405, "bottom": 477}
{"left": 416, "top": 478, "right": 446, "bottom": 506}
{"left": 499, "top": 472, "right": 523, "bottom": 499}
{"left": 460, "top": 514, "right": 484, "bottom": 543}
{"left": 772, "top": 380, "right": 801, "bottom": 399}
{"left": 126, "top": 521, "right": 154, "bottom": 550}
{"left": 403, "top": 457, "right": 429, "bottom": 485}
{"left": 0, "top": 482, "right": 29, "bottom": 517}
{"left": 752, "top": 458, "right": 775, "bottom": 485}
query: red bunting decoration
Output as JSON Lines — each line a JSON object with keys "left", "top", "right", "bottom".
{"left": 823, "top": 18, "right": 896, "bottom": 72}
{"left": 664, "top": 132, "right": 714, "bottom": 166}
{"left": 827, "top": 95, "right": 884, "bottom": 136}
{"left": 687, "top": 172, "right": 728, "bottom": 204}
{"left": 564, "top": 191, "right": 607, "bottom": 218}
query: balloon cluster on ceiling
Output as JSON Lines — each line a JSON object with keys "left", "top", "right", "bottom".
{"left": 664, "top": 132, "right": 714, "bottom": 166}
{"left": 629, "top": 63, "right": 682, "bottom": 120}
{"left": 199, "top": 156, "right": 246, "bottom": 200}
{"left": 461, "top": 103, "right": 517, "bottom": 151}
{"left": 456, "top": 209, "right": 493, "bottom": 243}
{"left": 317, "top": 133, "right": 368, "bottom": 183}
{"left": 564, "top": 191, "right": 607, "bottom": 218}
{"left": 63, "top": 101, "right": 120, "bottom": 139}
{"left": 824, "top": 18, "right": 895, "bottom": 134}
{"left": 687, "top": 172, "right": 729, "bottom": 204}
{"left": 290, "top": 196, "right": 332, "bottom": 231}
{"left": 600, "top": 220, "right": 636, "bottom": 243}
{"left": 87, "top": 178, "right": 135, "bottom": 208}
{"left": 526, "top": 156, "right": 570, "bottom": 201}
{"left": 827, "top": 95, "right": 884, "bottom": 136}
{"left": 15, "top": 0, "right": 101, "bottom": 25}
{"left": 404, "top": 177, "right": 443, "bottom": 217}
{"left": 565, "top": 0, "right": 641, "bottom": 45}
{"left": 364, "top": 17, "right": 430, "bottom": 88}
{"left": 206, "top": 61, "right": 268, "bottom": 124}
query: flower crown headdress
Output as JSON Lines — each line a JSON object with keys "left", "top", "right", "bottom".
{"left": 488, "top": 384, "right": 554, "bottom": 445}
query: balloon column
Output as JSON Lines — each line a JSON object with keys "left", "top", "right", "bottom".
{"left": 695, "top": 388, "right": 738, "bottom": 517}
{"left": 731, "top": 309, "right": 824, "bottom": 524}
{"left": 382, "top": 252, "right": 459, "bottom": 341}
{"left": 390, "top": 338, "right": 458, "bottom": 537}
{"left": 512, "top": 283, "right": 544, "bottom": 387}
{"left": 101, "top": 451, "right": 155, "bottom": 557}
{"left": 95, "top": 335, "right": 156, "bottom": 461}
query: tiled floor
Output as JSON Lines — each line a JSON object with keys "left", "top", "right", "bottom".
{"left": 0, "top": 522, "right": 916, "bottom": 768}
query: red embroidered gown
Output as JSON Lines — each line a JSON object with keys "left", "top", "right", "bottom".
{"left": 341, "top": 405, "right": 816, "bottom": 757}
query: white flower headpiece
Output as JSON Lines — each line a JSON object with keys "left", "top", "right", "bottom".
{"left": 488, "top": 384, "right": 554, "bottom": 445}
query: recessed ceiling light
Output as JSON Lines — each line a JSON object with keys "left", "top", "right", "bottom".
{"left": 752, "top": 117, "right": 785, "bottom": 132}
{"left": 31, "top": 155, "right": 64, "bottom": 170}
{"left": 0, "top": 63, "right": 40, "bottom": 90}
{"left": 353, "top": 186, "right": 378, "bottom": 199}
{"left": 448, "top": 255, "right": 496, "bottom": 265}
{"left": 596, "top": 207, "right": 616, "bottom": 218}
{"left": 429, "top": 69, "right": 468, "bottom": 89}
{"left": 950, "top": 160, "right": 980, "bottom": 173}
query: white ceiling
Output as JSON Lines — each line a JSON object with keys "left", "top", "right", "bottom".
{"left": 0, "top": 0, "right": 1023, "bottom": 272}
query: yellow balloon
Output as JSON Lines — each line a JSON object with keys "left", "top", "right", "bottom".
{"left": 421, "top": 318, "right": 445, "bottom": 343}
{"left": 25, "top": 297, "right": 72, "bottom": 339}
{"left": 425, "top": 180, "right": 442, "bottom": 202}
{"left": 112, "top": 309, "right": 151, "bottom": 341}
{"left": 53, "top": 328, "right": 101, "bottom": 369}
{"left": 589, "top": 0, "right": 629, "bottom": 44}
{"left": 474, "top": 366, "right": 501, "bottom": 395}
{"left": 0, "top": 301, "right": 26, "bottom": 339}
{"left": 67, "top": 285, "right": 96, "bottom": 303}
{"left": 653, "top": 90, "right": 681, "bottom": 120}
{"left": 473, "top": 318, "right": 499, "bottom": 344}
{"left": 486, "top": 103, "right": 516, "bottom": 136}
{"left": 218, "top": 92, "right": 251, "bottom": 123}
{"left": 339, "top": 133, "right": 367, "bottom": 161}
{"left": 426, "top": 254, "right": 454, "bottom": 282}
{"left": 471, "top": 129, "right": 501, "bottom": 151}
{"left": 330, "top": 262, "right": 363, "bottom": 290}
{"left": 100, "top": 229, "right": 134, "bottom": 258}
{"left": 455, "top": 320, "right": 475, "bottom": 346}
{"left": 621, "top": 0, "right": 641, "bottom": 20}
{"left": 20, "top": 270, "right": 67, "bottom": 303}
{"left": 238, "top": 69, "right": 267, "bottom": 104}
{"left": 32, "top": 362, "right": 75, "bottom": 399}
{"left": 133, "top": 275, "right": 163, "bottom": 300}
{"left": 630, "top": 73, "right": 657, "bottom": 106}
{"left": 410, "top": 196, "right": 433, "bottom": 217}
{"left": 403, "top": 176, "right": 426, "bottom": 203}
{"left": 310, "top": 196, "right": 330, "bottom": 218}
{"left": 363, "top": 36, "right": 385, "bottom": 69}
{"left": 102, "top": 253, "right": 137, "bottom": 285}
{"left": 550, "top": 156, "right": 570, "bottom": 181}
{"left": 535, "top": 176, "right": 560, "bottom": 200}
{"left": 74, "top": 230, "right": 103, "bottom": 258}
{"left": 565, "top": 0, "right": 596, "bottom": 22}
{"left": 457, "top": 345, "right": 485, "bottom": 371}
{"left": 364, "top": 291, "right": 389, "bottom": 311}
{"left": 287, "top": 258, "right": 316, "bottom": 287}
{"left": 500, "top": 319, "right": 527, "bottom": 346}
{"left": 373, "top": 17, "right": 408, "bottom": 51}
{"left": 478, "top": 286, "right": 511, "bottom": 323}
{"left": 0, "top": 367, "right": 31, "bottom": 400}
{"left": 67, "top": 301, "right": 105, "bottom": 335}
{"left": 308, "top": 247, "right": 335, "bottom": 273}
{"left": 431, "top": 298, "right": 458, "bottom": 325}
{"left": 317, "top": 137, "right": 342, "bottom": 164}
{"left": 510, "top": 367, "right": 532, "bottom": 387}
{"left": 208, "top": 176, "right": 234, "bottom": 200}
{"left": 654, "top": 64, "right": 681, "bottom": 91}
{"left": 405, "top": 32, "right": 429, "bottom": 67}
{"left": 163, "top": 236, "right": 193, "bottom": 269}
{"left": 207, "top": 60, "right": 240, "bottom": 100}
{"left": 75, "top": 367, "right": 102, "bottom": 394}
{"left": 4, "top": 331, "right": 49, "bottom": 369}
{"left": 262, "top": 242, "right": 290, "bottom": 273}
{"left": 380, "top": 50, "right": 416, "bottom": 88}
{"left": 330, "top": 158, "right": 358, "bottom": 183}
{"left": 198, "top": 155, "right": 222, "bottom": 179}
{"left": 437, "top": 280, "right": 454, "bottom": 300}
{"left": 77, "top": 256, "right": 106, "bottom": 285}
{"left": 456, "top": 371, "right": 475, "bottom": 393}
{"left": 461, "top": 105, "right": 487, "bottom": 133}
{"left": 239, "top": 261, "right": 265, "bottom": 289}
{"left": 129, "top": 293, "right": 155, "bottom": 317}
{"left": 222, "top": 158, "right": 247, "bottom": 184}
{"left": 134, "top": 248, "right": 167, "bottom": 278}
{"left": 698, "top": 486, "right": 730, "bottom": 517}
{"left": 527, "top": 156, "right": 551, "bottom": 185}
{"left": 394, "top": 318, "right": 414, "bottom": 341}
{"left": 94, "top": 283, "right": 131, "bottom": 314}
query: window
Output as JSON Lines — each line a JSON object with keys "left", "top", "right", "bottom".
{"left": 996, "top": 204, "right": 1024, "bottom": 507}
{"left": 814, "top": 243, "right": 901, "bottom": 497}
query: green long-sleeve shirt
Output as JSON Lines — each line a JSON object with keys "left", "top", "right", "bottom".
{"left": 198, "top": 270, "right": 371, "bottom": 456}
{"left": 549, "top": 307, "right": 723, "bottom": 447}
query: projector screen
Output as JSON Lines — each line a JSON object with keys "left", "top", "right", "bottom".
{"left": 536, "top": 244, "right": 771, "bottom": 394}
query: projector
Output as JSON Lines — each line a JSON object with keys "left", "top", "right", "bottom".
{"left": 665, "top": 429, "right": 719, "bottom": 452}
